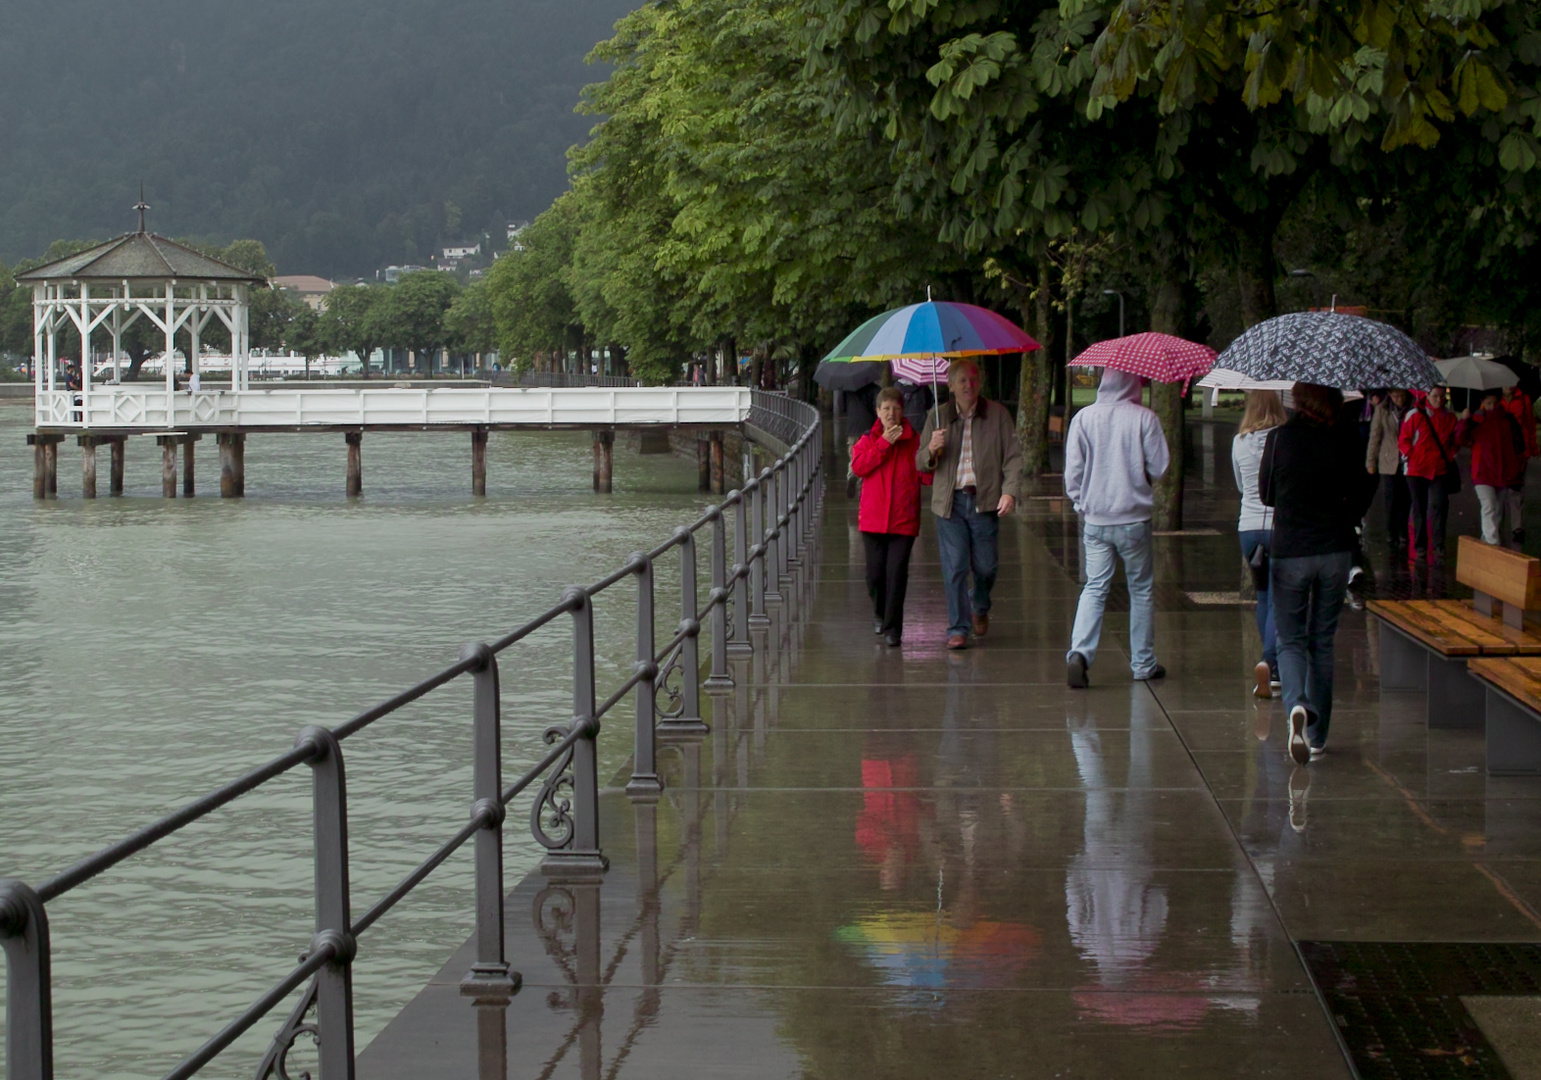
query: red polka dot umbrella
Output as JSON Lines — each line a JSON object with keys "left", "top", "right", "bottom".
{"left": 1070, "top": 332, "right": 1216, "bottom": 384}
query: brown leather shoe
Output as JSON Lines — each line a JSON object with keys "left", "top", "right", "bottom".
{"left": 971, "top": 612, "right": 988, "bottom": 637}
{"left": 946, "top": 634, "right": 969, "bottom": 650}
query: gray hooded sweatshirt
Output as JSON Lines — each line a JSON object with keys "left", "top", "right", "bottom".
{"left": 1063, "top": 369, "right": 1171, "bottom": 526}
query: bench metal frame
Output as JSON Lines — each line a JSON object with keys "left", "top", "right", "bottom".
{"left": 1479, "top": 681, "right": 1541, "bottom": 775}
{"left": 1376, "top": 618, "right": 1484, "bottom": 730}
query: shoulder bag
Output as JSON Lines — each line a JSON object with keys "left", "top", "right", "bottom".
{"left": 1425, "top": 410, "right": 1462, "bottom": 496}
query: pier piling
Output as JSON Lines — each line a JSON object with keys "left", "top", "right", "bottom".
{"left": 346, "top": 432, "right": 362, "bottom": 497}
{"left": 29, "top": 433, "right": 63, "bottom": 499}
{"left": 157, "top": 436, "right": 178, "bottom": 497}
{"left": 79, "top": 436, "right": 98, "bottom": 498}
{"left": 182, "top": 437, "right": 197, "bottom": 497}
{"left": 471, "top": 427, "right": 488, "bottom": 496}
{"left": 709, "top": 431, "right": 725, "bottom": 495}
{"left": 109, "top": 437, "right": 125, "bottom": 496}
{"left": 592, "top": 428, "right": 614, "bottom": 493}
{"left": 697, "top": 437, "right": 710, "bottom": 492}
{"left": 217, "top": 432, "right": 245, "bottom": 498}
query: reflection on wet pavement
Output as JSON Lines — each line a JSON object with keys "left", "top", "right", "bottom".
{"left": 360, "top": 420, "right": 1541, "bottom": 1079}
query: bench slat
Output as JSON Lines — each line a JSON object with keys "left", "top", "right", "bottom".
{"left": 1469, "top": 656, "right": 1541, "bottom": 707}
{"left": 1368, "top": 600, "right": 1485, "bottom": 656}
{"left": 1428, "top": 600, "right": 1541, "bottom": 655}
{"left": 1404, "top": 600, "right": 1519, "bottom": 654}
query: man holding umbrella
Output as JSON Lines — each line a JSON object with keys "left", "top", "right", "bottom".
{"left": 917, "top": 357, "right": 1022, "bottom": 650}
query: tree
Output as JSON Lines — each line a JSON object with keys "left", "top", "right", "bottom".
{"left": 374, "top": 271, "right": 460, "bottom": 376}
{"left": 321, "top": 283, "right": 386, "bottom": 377}
{"left": 486, "top": 196, "right": 587, "bottom": 375}
{"left": 445, "top": 280, "right": 497, "bottom": 373}
{"left": 568, "top": 0, "right": 966, "bottom": 387}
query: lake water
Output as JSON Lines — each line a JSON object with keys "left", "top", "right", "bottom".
{"left": 0, "top": 403, "right": 713, "bottom": 1078}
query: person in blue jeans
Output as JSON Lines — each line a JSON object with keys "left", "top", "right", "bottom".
{"left": 916, "top": 358, "right": 1023, "bottom": 649}
{"left": 1063, "top": 369, "right": 1171, "bottom": 688}
{"left": 1259, "top": 382, "right": 1373, "bottom": 765}
{"left": 1232, "top": 390, "right": 1287, "bottom": 698}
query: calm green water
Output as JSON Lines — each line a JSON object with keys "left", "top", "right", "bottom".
{"left": 0, "top": 404, "right": 710, "bottom": 1078}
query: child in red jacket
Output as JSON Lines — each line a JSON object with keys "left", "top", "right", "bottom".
{"left": 851, "top": 387, "right": 923, "bottom": 646}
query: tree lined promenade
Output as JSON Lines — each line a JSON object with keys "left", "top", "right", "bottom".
{"left": 486, "top": 0, "right": 1540, "bottom": 525}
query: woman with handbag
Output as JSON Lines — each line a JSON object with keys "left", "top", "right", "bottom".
{"left": 1232, "top": 390, "right": 1287, "bottom": 698}
{"left": 1397, "top": 385, "right": 1460, "bottom": 566}
{"left": 1260, "top": 383, "right": 1373, "bottom": 765}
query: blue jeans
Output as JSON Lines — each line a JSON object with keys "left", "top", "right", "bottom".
{"left": 1271, "top": 551, "right": 1352, "bottom": 748}
{"left": 934, "top": 490, "right": 999, "bottom": 637}
{"left": 1067, "top": 521, "right": 1157, "bottom": 679}
{"left": 1238, "top": 529, "right": 1277, "bottom": 673}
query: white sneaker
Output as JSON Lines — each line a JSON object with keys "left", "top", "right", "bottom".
{"left": 1309, "top": 744, "right": 1327, "bottom": 759}
{"left": 1289, "top": 706, "right": 1311, "bottom": 765}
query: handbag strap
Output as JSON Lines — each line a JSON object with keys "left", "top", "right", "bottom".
{"left": 1422, "top": 408, "right": 1455, "bottom": 469}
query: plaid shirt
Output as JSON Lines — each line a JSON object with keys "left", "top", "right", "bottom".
{"left": 954, "top": 403, "right": 978, "bottom": 489}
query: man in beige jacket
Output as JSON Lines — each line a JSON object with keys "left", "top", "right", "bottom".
{"left": 916, "top": 357, "right": 1023, "bottom": 649}
{"left": 1365, "top": 388, "right": 1412, "bottom": 554}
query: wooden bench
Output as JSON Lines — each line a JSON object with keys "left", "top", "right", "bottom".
{"left": 1467, "top": 658, "right": 1541, "bottom": 775}
{"left": 1369, "top": 536, "right": 1541, "bottom": 730}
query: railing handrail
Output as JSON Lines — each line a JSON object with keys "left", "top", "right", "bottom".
{"left": 0, "top": 389, "right": 824, "bottom": 1080}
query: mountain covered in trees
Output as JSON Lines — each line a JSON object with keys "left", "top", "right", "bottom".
{"left": 0, "top": 0, "right": 635, "bottom": 277}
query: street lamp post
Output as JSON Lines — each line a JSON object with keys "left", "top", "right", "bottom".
{"left": 1102, "top": 289, "right": 1126, "bottom": 338}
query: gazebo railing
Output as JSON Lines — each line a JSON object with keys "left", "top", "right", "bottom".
{"left": 0, "top": 390, "right": 823, "bottom": 1080}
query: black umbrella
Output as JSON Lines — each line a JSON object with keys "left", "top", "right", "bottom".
{"left": 812, "top": 359, "right": 886, "bottom": 392}
{"left": 1217, "top": 312, "right": 1440, "bottom": 390}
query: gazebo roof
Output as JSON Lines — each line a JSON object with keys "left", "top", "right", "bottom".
{"left": 17, "top": 232, "right": 266, "bottom": 284}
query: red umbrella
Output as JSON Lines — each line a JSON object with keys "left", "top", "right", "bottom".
{"left": 1071, "top": 332, "right": 1216, "bottom": 383}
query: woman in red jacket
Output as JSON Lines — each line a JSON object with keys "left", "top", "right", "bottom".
{"left": 852, "top": 387, "right": 923, "bottom": 646}
{"left": 1398, "top": 385, "right": 1459, "bottom": 565}
{"left": 1458, "top": 389, "right": 1526, "bottom": 546}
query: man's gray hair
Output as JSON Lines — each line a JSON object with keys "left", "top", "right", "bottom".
{"left": 947, "top": 356, "right": 982, "bottom": 385}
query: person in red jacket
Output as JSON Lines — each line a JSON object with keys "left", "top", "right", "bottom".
{"left": 852, "top": 387, "right": 923, "bottom": 646}
{"left": 1502, "top": 385, "right": 1536, "bottom": 544}
{"left": 1459, "top": 389, "right": 1527, "bottom": 546}
{"left": 1398, "top": 385, "right": 1459, "bottom": 565}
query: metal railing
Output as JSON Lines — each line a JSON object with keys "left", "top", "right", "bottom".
{"left": 510, "top": 372, "right": 642, "bottom": 389}
{"left": 0, "top": 390, "right": 823, "bottom": 1080}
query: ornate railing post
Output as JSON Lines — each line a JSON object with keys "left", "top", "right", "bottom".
{"left": 458, "top": 643, "right": 518, "bottom": 993}
{"left": 749, "top": 470, "right": 771, "bottom": 630}
{"left": 659, "top": 529, "right": 708, "bottom": 738}
{"left": 0, "top": 878, "right": 52, "bottom": 1080}
{"left": 728, "top": 492, "right": 752, "bottom": 658}
{"left": 539, "top": 587, "right": 607, "bottom": 879}
{"left": 764, "top": 467, "right": 784, "bottom": 607}
{"left": 295, "top": 724, "right": 356, "bottom": 1079}
{"left": 627, "top": 553, "right": 663, "bottom": 797}
{"left": 705, "top": 507, "right": 732, "bottom": 690}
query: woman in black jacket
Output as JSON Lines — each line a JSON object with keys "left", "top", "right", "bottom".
{"left": 1260, "top": 382, "right": 1375, "bottom": 766}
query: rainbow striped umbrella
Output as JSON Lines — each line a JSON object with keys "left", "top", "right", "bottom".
{"left": 823, "top": 302, "right": 1039, "bottom": 364}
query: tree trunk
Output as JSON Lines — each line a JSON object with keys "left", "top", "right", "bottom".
{"left": 1234, "top": 225, "right": 1278, "bottom": 328}
{"left": 1016, "top": 253, "right": 1057, "bottom": 477}
{"left": 1148, "top": 250, "right": 1198, "bottom": 531}
{"left": 123, "top": 343, "right": 151, "bottom": 382}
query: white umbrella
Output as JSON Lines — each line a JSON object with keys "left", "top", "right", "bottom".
{"left": 1197, "top": 368, "right": 1361, "bottom": 410}
{"left": 1435, "top": 355, "right": 1517, "bottom": 391}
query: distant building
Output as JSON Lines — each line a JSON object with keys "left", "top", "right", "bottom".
{"left": 442, "top": 243, "right": 481, "bottom": 260}
{"left": 273, "top": 275, "right": 335, "bottom": 311}
{"left": 377, "top": 265, "right": 428, "bottom": 283}
{"left": 506, "top": 220, "right": 530, "bottom": 250}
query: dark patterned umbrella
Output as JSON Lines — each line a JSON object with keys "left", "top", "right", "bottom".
{"left": 1217, "top": 312, "right": 1440, "bottom": 389}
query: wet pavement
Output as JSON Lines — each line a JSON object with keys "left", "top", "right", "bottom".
{"left": 359, "top": 419, "right": 1541, "bottom": 1079}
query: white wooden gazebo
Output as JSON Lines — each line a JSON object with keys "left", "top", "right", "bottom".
{"left": 20, "top": 202, "right": 266, "bottom": 429}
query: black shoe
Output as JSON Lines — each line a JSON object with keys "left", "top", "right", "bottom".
{"left": 884, "top": 631, "right": 902, "bottom": 647}
{"left": 1515, "top": 528, "right": 1526, "bottom": 545}
{"left": 1067, "top": 652, "right": 1089, "bottom": 689}
{"left": 873, "top": 617, "right": 883, "bottom": 635}
{"left": 1140, "top": 663, "right": 1166, "bottom": 681}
